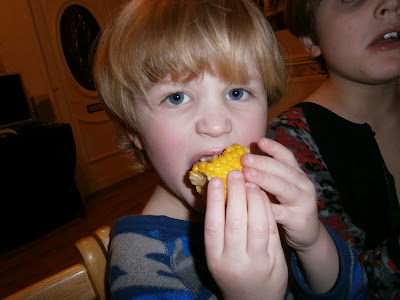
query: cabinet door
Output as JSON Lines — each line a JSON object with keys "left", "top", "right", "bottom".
{"left": 27, "top": 0, "right": 133, "bottom": 197}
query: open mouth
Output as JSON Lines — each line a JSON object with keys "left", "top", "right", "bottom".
{"left": 383, "top": 32, "right": 400, "bottom": 40}
{"left": 192, "top": 149, "right": 226, "bottom": 166}
{"left": 374, "top": 31, "right": 400, "bottom": 44}
{"left": 199, "top": 153, "right": 222, "bottom": 163}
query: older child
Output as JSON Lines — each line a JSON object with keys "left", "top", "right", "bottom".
{"left": 267, "top": 0, "right": 400, "bottom": 299}
{"left": 94, "top": 0, "right": 367, "bottom": 299}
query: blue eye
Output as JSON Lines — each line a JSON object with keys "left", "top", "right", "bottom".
{"left": 226, "top": 88, "right": 249, "bottom": 101}
{"left": 165, "top": 92, "right": 189, "bottom": 105}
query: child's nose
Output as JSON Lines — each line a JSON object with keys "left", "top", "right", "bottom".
{"left": 195, "top": 109, "right": 232, "bottom": 138}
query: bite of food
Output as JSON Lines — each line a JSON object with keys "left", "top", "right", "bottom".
{"left": 189, "top": 144, "right": 249, "bottom": 197}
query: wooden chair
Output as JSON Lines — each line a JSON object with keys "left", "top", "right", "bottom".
{"left": 4, "top": 226, "right": 111, "bottom": 300}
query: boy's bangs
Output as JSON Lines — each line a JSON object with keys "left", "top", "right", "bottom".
{"left": 107, "top": 0, "right": 285, "bottom": 106}
{"left": 151, "top": 33, "right": 253, "bottom": 86}
{"left": 124, "top": 0, "right": 262, "bottom": 89}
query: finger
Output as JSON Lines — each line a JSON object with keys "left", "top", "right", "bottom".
{"left": 242, "top": 138, "right": 309, "bottom": 192}
{"left": 204, "top": 177, "right": 226, "bottom": 257}
{"left": 242, "top": 153, "right": 308, "bottom": 188}
{"left": 243, "top": 165, "right": 304, "bottom": 203}
{"left": 262, "top": 192, "right": 284, "bottom": 256}
{"left": 269, "top": 202, "right": 288, "bottom": 226}
{"left": 259, "top": 137, "right": 302, "bottom": 171}
{"left": 246, "top": 183, "right": 269, "bottom": 255}
{"left": 224, "top": 170, "right": 248, "bottom": 256}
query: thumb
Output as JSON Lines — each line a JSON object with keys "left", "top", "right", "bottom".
{"left": 269, "top": 202, "right": 288, "bottom": 225}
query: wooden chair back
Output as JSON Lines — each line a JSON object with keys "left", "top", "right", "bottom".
{"left": 75, "top": 226, "right": 110, "bottom": 299}
{"left": 4, "top": 226, "right": 111, "bottom": 300}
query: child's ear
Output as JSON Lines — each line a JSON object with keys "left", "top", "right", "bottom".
{"left": 128, "top": 133, "right": 144, "bottom": 150}
{"left": 300, "top": 36, "right": 321, "bottom": 58}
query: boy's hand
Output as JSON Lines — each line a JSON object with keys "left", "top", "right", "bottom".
{"left": 242, "top": 137, "right": 320, "bottom": 251}
{"left": 204, "top": 171, "right": 287, "bottom": 300}
{"left": 242, "top": 138, "right": 339, "bottom": 293}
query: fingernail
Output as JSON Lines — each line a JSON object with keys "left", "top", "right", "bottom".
{"left": 229, "top": 170, "right": 243, "bottom": 179}
{"left": 209, "top": 177, "right": 223, "bottom": 187}
{"left": 260, "top": 137, "right": 269, "bottom": 146}
{"left": 243, "top": 153, "right": 253, "bottom": 163}
{"left": 248, "top": 168, "right": 257, "bottom": 177}
{"left": 245, "top": 182, "right": 257, "bottom": 189}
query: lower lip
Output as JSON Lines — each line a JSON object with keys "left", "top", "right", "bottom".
{"left": 369, "top": 39, "right": 400, "bottom": 51}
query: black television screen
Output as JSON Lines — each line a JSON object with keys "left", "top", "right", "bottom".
{"left": 0, "top": 73, "right": 33, "bottom": 129}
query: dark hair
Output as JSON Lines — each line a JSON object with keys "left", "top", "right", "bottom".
{"left": 284, "top": 0, "right": 327, "bottom": 73}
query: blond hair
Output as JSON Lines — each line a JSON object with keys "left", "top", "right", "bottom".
{"left": 94, "top": 0, "right": 287, "bottom": 169}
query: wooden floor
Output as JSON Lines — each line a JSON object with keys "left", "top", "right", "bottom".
{"left": 0, "top": 170, "right": 159, "bottom": 299}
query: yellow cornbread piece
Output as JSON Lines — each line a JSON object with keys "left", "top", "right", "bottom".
{"left": 189, "top": 144, "right": 249, "bottom": 195}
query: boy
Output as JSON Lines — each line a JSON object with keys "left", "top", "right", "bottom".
{"left": 94, "top": 0, "right": 367, "bottom": 298}
{"left": 268, "top": 0, "right": 400, "bottom": 298}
